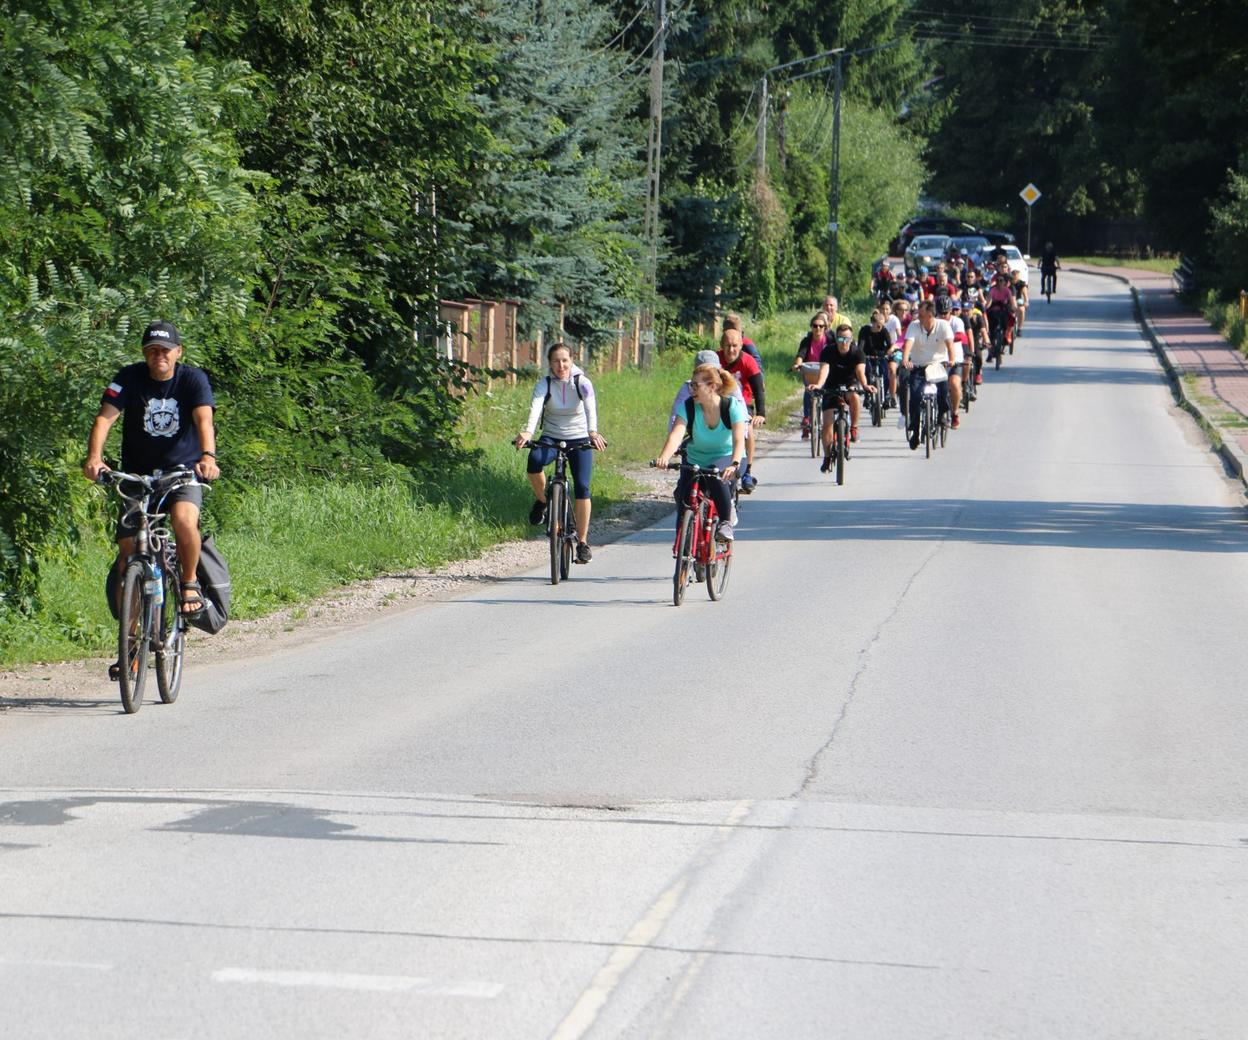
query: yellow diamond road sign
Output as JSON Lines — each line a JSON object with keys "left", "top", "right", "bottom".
{"left": 1020, "top": 183, "right": 1041, "bottom": 206}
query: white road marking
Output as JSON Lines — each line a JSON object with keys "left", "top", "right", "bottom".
{"left": 211, "top": 967, "right": 502, "bottom": 998}
{"left": 550, "top": 800, "right": 754, "bottom": 1040}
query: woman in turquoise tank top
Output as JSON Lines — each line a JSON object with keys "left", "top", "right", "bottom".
{"left": 654, "top": 364, "right": 747, "bottom": 540}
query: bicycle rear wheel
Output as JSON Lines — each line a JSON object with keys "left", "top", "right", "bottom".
{"left": 155, "top": 565, "right": 185, "bottom": 705}
{"left": 673, "top": 507, "right": 695, "bottom": 606}
{"left": 547, "top": 482, "right": 564, "bottom": 586}
{"left": 118, "top": 561, "right": 150, "bottom": 714}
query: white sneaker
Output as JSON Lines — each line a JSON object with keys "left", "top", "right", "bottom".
{"left": 896, "top": 411, "right": 906, "bottom": 429}
{"left": 729, "top": 505, "right": 739, "bottom": 526}
{"left": 716, "top": 523, "right": 734, "bottom": 542}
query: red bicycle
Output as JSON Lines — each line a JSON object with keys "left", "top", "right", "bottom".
{"left": 653, "top": 460, "right": 734, "bottom": 606}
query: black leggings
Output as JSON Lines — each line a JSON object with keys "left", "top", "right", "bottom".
{"left": 674, "top": 457, "right": 735, "bottom": 529}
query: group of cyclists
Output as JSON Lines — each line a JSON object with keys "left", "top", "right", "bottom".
{"left": 515, "top": 237, "right": 1067, "bottom": 565}
{"left": 513, "top": 241, "right": 1046, "bottom": 565}
{"left": 86, "top": 243, "right": 1047, "bottom": 680}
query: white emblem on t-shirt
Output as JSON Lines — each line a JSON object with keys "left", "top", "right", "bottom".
{"left": 144, "top": 397, "right": 180, "bottom": 438}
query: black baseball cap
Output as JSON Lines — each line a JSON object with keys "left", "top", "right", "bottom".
{"left": 141, "top": 321, "right": 182, "bottom": 349}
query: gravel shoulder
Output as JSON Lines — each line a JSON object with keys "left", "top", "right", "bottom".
{"left": 1, "top": 405, "right": 800, "bottom": 708}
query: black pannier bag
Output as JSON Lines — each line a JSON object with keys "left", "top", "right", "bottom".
{"left": 104, "top": 534, "right": 231, "bottom": 634}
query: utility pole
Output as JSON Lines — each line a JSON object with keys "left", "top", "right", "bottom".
{"left": 827, "top": 54, "right": 842, "bottom": 297}
{"left": 640, "top": 0, "right": 666, "bottom": 369}
{"left": 756, "top": 75, "right": 768, "bottom": 177}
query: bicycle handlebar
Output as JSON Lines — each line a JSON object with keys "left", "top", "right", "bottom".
{"left": 649, "top": 460, "right": 731, "bottom": 476}
{"left": 97, "top": 466, "right": 209, "bottom": 494}
{"left": 515, "top": 437, "right": 605, "bottom": 452}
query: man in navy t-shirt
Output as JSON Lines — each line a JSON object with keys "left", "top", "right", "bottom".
{"left": 83, "top": 321, "right": 220, "bottom": 622}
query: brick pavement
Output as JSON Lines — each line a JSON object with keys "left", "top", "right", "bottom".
{"left": 1068, "top": 263, "right": 1248, "bottom": 481}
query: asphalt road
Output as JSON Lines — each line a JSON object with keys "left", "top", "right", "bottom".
{"left": 3, "top": 272, "right": 1247, "bottom": 1039}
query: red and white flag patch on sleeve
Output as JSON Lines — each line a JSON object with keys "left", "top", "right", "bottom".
{"left": 105, "top": 382, "right": 122, "bottom": 398}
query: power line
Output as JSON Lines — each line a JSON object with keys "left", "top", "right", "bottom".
{"left": 900, "top": 18, "right": 1110, "bottom": 50}
{"left": 728, "top": 80, "right": 759, "bottom": 142}
{"left": 905, "top": 7, "right": 1114, "bottom": 39}
{"left": 903, "top": 25, "right": 1104, "bottom": 52}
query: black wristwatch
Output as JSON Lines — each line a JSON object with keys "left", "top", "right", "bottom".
{"left": 201, "top": 451, "right": 217, "bottom": 459}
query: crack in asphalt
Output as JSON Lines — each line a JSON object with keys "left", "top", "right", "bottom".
{"left": 0, "top": 911, "right": 941, "bottom": 972}
{"left": 790, "top": 500, "right": 970, "bottom": 801}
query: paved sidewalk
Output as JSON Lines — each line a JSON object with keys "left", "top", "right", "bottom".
{"left": 1068, "top": 263, "right": 1248, "bottom": 493}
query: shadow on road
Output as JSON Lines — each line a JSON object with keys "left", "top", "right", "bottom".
{"left": 629, "top": 498, "right": 1248, "bottom": 553}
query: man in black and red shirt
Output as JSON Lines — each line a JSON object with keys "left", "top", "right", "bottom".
{"left": 718, "top": 328, "right": 766, "bottom": 492}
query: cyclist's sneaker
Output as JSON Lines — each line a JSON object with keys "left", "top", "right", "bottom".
{"left": 801, "top": 418, "right": 811, "bottom": 439}
{"left": 528, "top": 499, "right": 546, "bottom": 526}
{"left": 908, "top": 428, "right": 920, "bottom": 450}
{"left": 739, "top": 473, "right": 757, "bottom": 494}
{"left": 715, "top": 523, "right": 734, "bottom": 542}
{"left": 886, "top": 395, "right": 897, "bottom": 408}
{"left": 975, "top": 373, "right": 983, "bottom": 385}
{"left": 951, "top": 415, "right": 961, "bottom": 430}
{"left": 850, "top": 426, "right": 859, "bottom": 443}
{"left": 820, "top": 455, "right": 832, "bottom": 473}
{"left": 576, "top": 542, "right": 592, "bottom": 564}
{"left": 729, "top": 504, "right": 739, "bottom": 526}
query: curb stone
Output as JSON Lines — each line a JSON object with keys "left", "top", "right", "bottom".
{"left": 1070, "top": 265, "right": 1248, "bottom": 498}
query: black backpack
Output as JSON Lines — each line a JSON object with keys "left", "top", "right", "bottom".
{"left": 189, "top": 534, "right": 231, "bottom": 634}
{"left": 684, "top": 394, "right": 735, "bottom": 432}
{"left": 104, "top": 533, "right": 231, "bottom": 635}
{"left": 540, "top": 373, "right": 585, "bottom": 427}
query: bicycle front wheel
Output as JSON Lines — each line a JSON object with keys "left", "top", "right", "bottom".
{"left": 559, "top": 496, "right": 573, "bottom": 581}
{"left": 547, "top": 482, "right": 564, "bottom": 586}
{"left": 673, "top": 508, "right": 695, "bottom": 606}
{"left": 155, "top": 566, "right": 185, "bottom": 705}
{"left": 810, "top": 402, "right": 822, "bottom": 458}
{"left": 835, "top": 416, "right": 847, "bottom": 485}
{"left": 924, "top": 399, "right": 934, "bottom": 459}
{"left": 118, "top": 561, "right": 150, "bottom": 714}
{"left": 707, "top": 538, "right": 732, "bottom": 601}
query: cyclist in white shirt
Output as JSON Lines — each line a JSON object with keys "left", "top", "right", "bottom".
{"left": 937, "top": 295, "right": 964, "bottom": 425}
{"left": 514, "top": 342, "right": 606, "bottom": 562}
{"left": 901, "top": 299, "right": 954, "bottom": 451}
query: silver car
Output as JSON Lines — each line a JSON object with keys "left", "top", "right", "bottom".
{"left": 905, "top": 234, "right": 951, "bottom": 271}
{"left": 977, "top": 243, "right": 1030, "bottom": 284}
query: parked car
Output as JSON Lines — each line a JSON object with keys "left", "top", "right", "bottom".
{"left": 977, "top": 243, "right": 1030, "bottom": 283}
{"left": 892, "top": 217, "right": 978, "bottom": 255}
{"left": 905, "top": 235, "right": 952, "bottom": 271}
{"left": 947, "top": 235, "right": 991, "bottom": 260}
{"left": 976, "top": 228, "right": 1017, "bottom": 246}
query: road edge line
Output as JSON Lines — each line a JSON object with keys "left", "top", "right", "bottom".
{"left": 1070, "top": 265, "right": 1248, "bottom": 498}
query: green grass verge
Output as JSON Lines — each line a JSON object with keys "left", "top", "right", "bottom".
{"left": 1067, "top": 255, "right": 1178, "bottom": 275}
{"left": 1, "top": 308, "right": 828, "bottom": 667}
{"left": 1200, "top": 291, "right": 1248, "bottom": 356}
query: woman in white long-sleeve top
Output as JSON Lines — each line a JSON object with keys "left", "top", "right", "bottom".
{"left": 513, "top": 342, "right": 607, "bottom": 564}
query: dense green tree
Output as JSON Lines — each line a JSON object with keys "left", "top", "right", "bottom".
{"left": 464, "top": 0, "right": 648, "bottom": 344}
{"left": 0, "top": 0, "right": 258, "bottom": 609}
{"left": 193, "top": 0, "right": 489, "bottom": 468}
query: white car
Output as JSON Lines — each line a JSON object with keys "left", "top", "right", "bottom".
{"left": 978, "top": 243, "right": 1030, "bottom": 284}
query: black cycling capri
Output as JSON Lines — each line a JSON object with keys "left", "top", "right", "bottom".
{"left": 526, "top": 438, "right": 593, "bottom": 499}
{"left": 116, "top": 483, "right": 203, "bottom": 539}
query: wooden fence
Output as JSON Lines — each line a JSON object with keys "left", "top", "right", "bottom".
{"left": 435, "top": 299, "right": 648, "bottom": 382}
